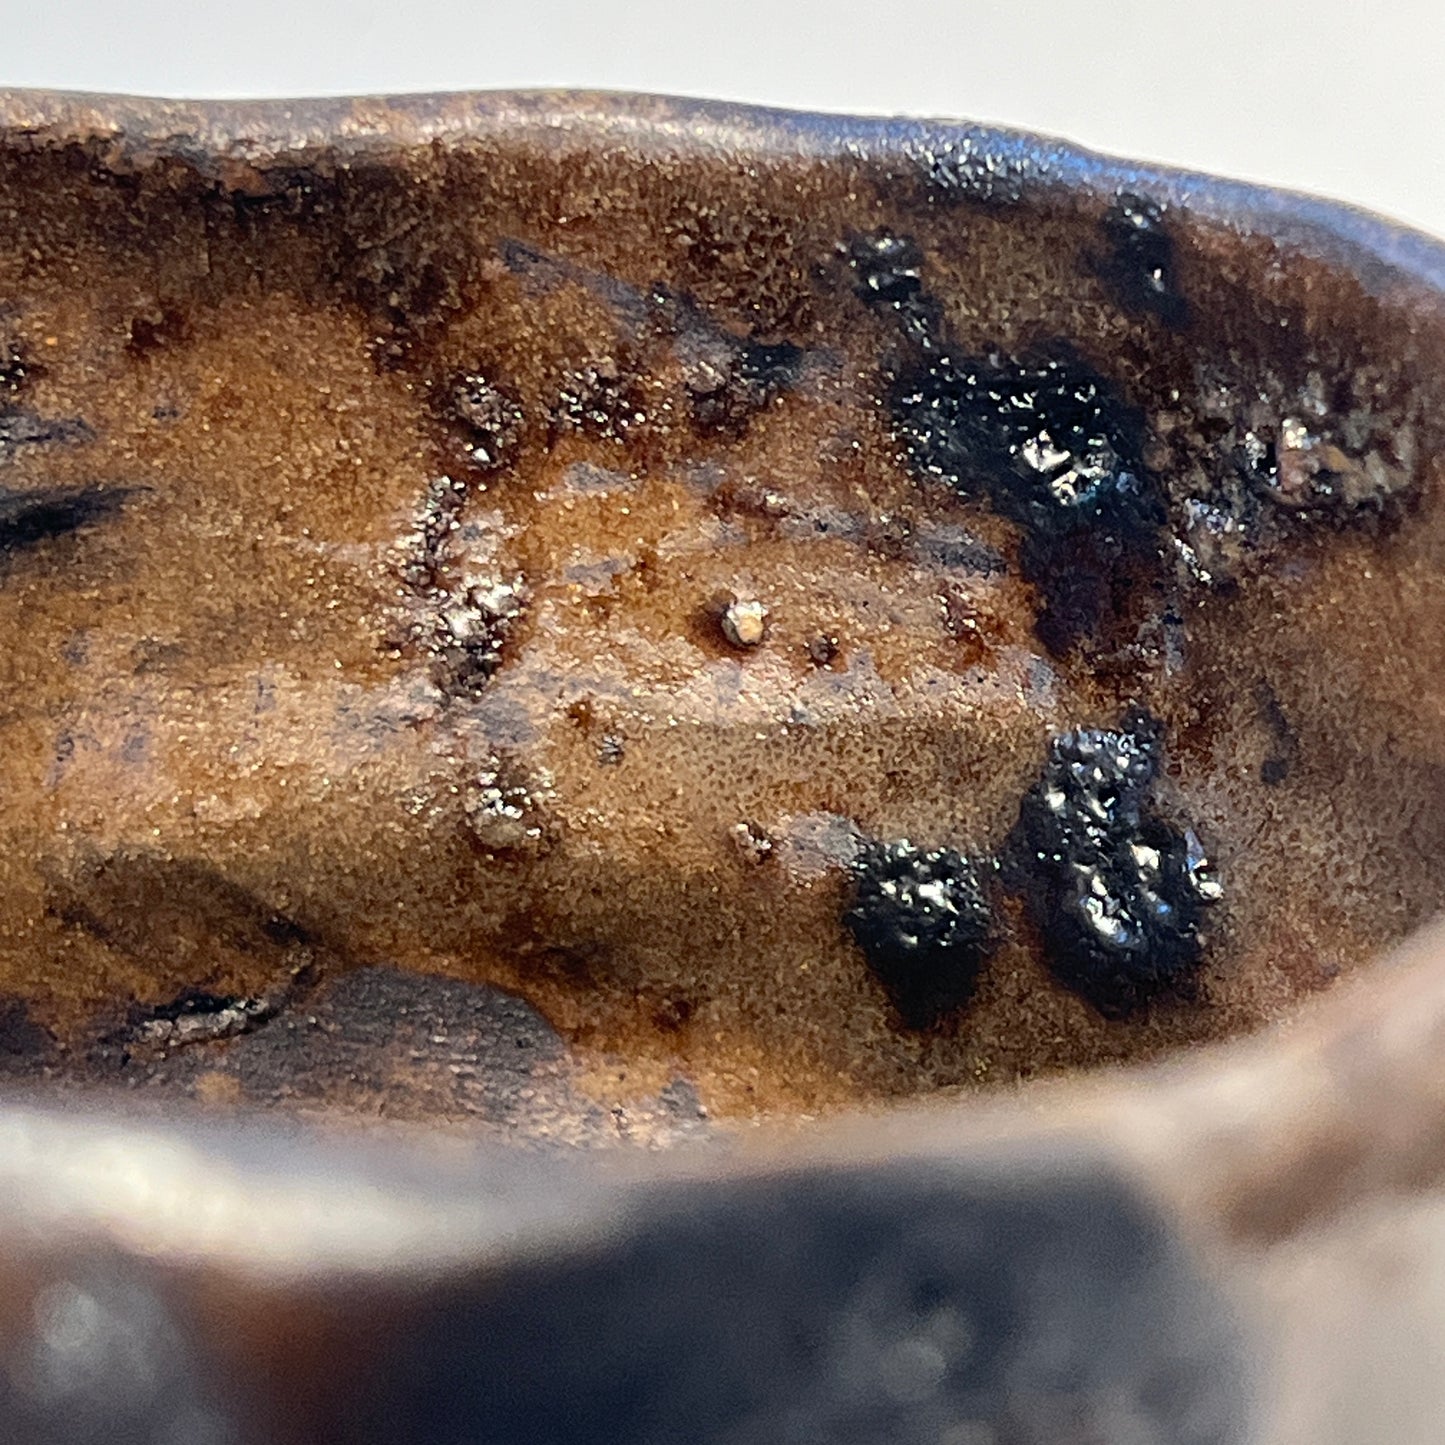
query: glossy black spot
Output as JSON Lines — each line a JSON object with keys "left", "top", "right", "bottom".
{"left": 1010, "top": 718, "right": 1220, "bottom": 1017}
{"left": 846, "top": 840, "right": 995, "bottom": 1027}
{"left": 894, "top": 349, "right": 1157, "bottom": 542}
{"left": 852, "top": 229, "right": 1172, "bottom": 651}
{"left": 893, "top": 347, "right": 1161, "bottom": 652}
{"left": 101, "top": 980, "right": 282, "bottom": 1055}
{"left": 848, "top": 232, "right": 923, "bottom": 306}
{"left": 846, "top": 232, "right": 938, "bottom": 345}
{"left": 1098, "top": 193, "right": 1188, "bottom": 327}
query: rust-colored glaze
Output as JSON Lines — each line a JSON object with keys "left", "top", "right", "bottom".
{"left": 0, "top": 90, "right": 1443, "bottom": 1132}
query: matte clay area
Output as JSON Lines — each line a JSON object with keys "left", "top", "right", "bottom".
{"left": 1, "top": 95, "right": 1444, "bottom": 1129}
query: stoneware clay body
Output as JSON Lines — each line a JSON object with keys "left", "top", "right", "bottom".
{"left": 0, "top": 89, "right": 1442, "bottom": 1444}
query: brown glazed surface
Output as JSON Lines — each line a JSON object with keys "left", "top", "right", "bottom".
{"left": 0, "top": 89, "right": 1443, "bottom": 1137}
{"left": 7, "top": 88, "right": 1445, "bottom": 1445}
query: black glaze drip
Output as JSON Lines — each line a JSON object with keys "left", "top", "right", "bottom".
{"left": 846, "top": 839, "right": 996, "bottom": 1028}
{"left": 893, "top": 343, "right": 1162, "bottom": 654}
{"left": 892, "top": 349, "right": 1157, "bottom": 543}
{"left": 850, "top": 229, "right": 1166, "bottom": 654}
{"left": 846, "top": 232, "right": 938, "bottom": 346}
{"left": 1010, "top": 717, "right": 1220, "bottom": 1018}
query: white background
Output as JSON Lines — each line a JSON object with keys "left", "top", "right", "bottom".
{"left": 3, "top": 1, "right": 1442, "bottom": 239}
